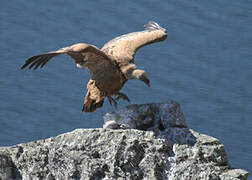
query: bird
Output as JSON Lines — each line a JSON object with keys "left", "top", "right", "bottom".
{"left": 21, "top": 21, "right": 167, "bottom": 112}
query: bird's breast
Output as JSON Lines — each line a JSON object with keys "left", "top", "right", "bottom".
{"left": 92, "top": 69, "right": 126, "bottom": 96}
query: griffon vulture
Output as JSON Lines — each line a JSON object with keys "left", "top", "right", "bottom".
{"left": 21, "top": 21, "right": 167, "bottom": 112}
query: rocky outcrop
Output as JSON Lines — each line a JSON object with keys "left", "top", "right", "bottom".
{"left": 0, "top": 101, "right": 249, "bottom": 180}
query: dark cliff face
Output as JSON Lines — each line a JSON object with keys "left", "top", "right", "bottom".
{"left": 0, "top": 102, "right": 249, "bottom": 180}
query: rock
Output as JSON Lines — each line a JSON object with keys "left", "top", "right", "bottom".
{"left": 103, "top": 101, "right": 192, "bottom": 146}
{"left": 0, "top": 101, "right": 249, "bottom": 179}
{"left": 103, "top": 101, "right": 187, "bottom": 130}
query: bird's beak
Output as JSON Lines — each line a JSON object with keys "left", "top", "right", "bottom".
{"left": 140, "top": 75, "right": 151, "bottom": 87}
{"left": 145, "top": 80, "right": 151, "bottom": 87}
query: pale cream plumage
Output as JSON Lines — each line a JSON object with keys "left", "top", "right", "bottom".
{"left": 21, "top": 21, "right": 167, "bottom": 112}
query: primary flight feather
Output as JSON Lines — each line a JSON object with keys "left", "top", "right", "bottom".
{"left": 21, "top": 21, "right": 167, "bottom": 112}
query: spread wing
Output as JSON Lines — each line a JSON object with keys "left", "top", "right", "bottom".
{"left": 21, "top": 43, "right": 114, "bottom": 75}
{"left": 101, "top": 21, "right": 167, "bottom": 64}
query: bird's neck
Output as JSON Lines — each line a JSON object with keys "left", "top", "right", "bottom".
{"left": 120, "top": 64, "right": 136, "bottom": 79}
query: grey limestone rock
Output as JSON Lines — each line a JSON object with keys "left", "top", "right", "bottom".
{"left": 0, "top": 101, "right": 249, "bottom": 179}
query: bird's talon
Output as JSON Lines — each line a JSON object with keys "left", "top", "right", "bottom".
{"left": 115, "top": 92, "right": 130, "bottom": 102}
{"left": 108, "top": 96, "right": 118, "bottom": 108}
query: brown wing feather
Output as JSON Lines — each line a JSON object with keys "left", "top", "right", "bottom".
{"left": 21, "top": 43, "right": 113, "bottom": 75}
{"left": 101, "top": 21, "right": 167, "bottom": 63}
{"left": 21, "top": 53, "right": 62, "bottom": 70}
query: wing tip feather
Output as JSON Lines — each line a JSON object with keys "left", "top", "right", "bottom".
{"left": 144, "top": 21, "right": 166, "bottom": 32}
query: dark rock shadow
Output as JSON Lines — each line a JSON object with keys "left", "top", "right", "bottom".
{"left": 0, "top": 154, "right": 22, "bottom": 180}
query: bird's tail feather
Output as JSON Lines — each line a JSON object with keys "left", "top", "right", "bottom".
{"left": 82, "top": 96, "right": 104, "bottom": 112}
{"left": 82, "top": 79, "right": 104, "bottom": 112}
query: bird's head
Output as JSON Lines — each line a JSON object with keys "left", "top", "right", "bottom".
{"left": 132, "top": 69, "right": 151, "bottom": 87}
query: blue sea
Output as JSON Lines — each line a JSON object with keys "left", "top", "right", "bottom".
{"left": 1, "top": 0, "right": 251, "bottom": 175}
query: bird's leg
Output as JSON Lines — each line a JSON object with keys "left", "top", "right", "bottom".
{"left": 107, "top": 96, "right": 118, "bottom": 108}
{"left": 115, "top": 92, "right": 130, "bottom": 102}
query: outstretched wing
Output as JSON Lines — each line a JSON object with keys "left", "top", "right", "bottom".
{"left": 101, "top": 21, "right": 167, "bottom": 64}
{"left": 21, "top": 43, "right": 113, "bottom": 75}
